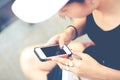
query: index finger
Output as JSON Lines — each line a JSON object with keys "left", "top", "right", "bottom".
{"left": 52, "top": 57, "right": 68, "bottom": 66}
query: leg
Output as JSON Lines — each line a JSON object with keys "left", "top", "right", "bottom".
{"left": 20, "top": 44, "right": 56, "bottom": 80}
{"left": 20, "top": 42, "right": 85, "bottom": 80}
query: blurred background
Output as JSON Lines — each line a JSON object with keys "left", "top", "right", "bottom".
{"left": 0, "top": 0, "right": 72, "bottom": 80}
{"left": 0, "top": 0, "right": 91, "bottom": 80}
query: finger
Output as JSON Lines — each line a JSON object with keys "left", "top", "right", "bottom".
{"left": 53, "top": 57, "right": 68, "bottom": 65}
{"left": 46, "top": 37, "right": 59, "bottom": 45}
{"left": 57, "top": 63, "right": 70, "bottom": 71}
{"left": 73, "top": 52, "right": 90, "bottom": 61}
{"left": 53, "top": 57, "right": 67, "bottom": 70}
{"left": 55, "top": 59, "right": 74, "bottom": 71}
{"left": 72, "top": 52, "right": 83, "bottom": 60}
{"left": 59, "top": 37, "right": 70, "bottom": 48}
{"left": 57, "top": 59, "right": 81, "bottom": 72}
{"left": 59, "top": 38, "right": 65, "bottom": 48}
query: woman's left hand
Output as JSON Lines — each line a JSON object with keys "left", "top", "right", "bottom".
{"left": 53, "top": 52, "right": 102, "bottom": 79}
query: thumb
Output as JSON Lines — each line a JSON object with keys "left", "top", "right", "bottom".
{"left": 59, "top": 38, "right": 66, "bottom": 48}
{"left": 73, "top": 52, "right": 87, "bottom": 60}
{"left": 59, "top": 39, "right": 71, "bottom": 49}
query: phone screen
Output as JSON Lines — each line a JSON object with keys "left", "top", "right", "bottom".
{"left": 34, "top": 44, "right": 72, "bottom": 61}
{"left": 41, "top": 45, "right": 66, "bottom": 57}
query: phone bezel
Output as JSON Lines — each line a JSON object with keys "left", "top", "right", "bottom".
{"left": 34, "top": 44, "right": 72, "bottom": 62}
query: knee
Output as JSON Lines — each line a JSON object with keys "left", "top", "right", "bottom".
{"left": 20, "top": 46, "right": 41, "bottom": 80}
{"left": 20, "top": 46, "right": 36, "bottom": 66}
{"left": 20, "top": 44, "right": 45, "bottom": 69}
{"left": 20, "top": 44, "right": 55, "bottom": 80}
{"left": 20, "top": 47, "right": 35, "bottom": 78}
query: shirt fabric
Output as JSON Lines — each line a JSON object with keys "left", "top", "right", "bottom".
{"left": 83, "top": 14, "right": 120, "bottom": 70}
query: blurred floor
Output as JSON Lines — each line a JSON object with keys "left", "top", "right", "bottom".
{"left": 0, "top": 0, "right": 15, "bottom": 32}
{"left": 0, "top": 15, "right": 72, "bottom": 80}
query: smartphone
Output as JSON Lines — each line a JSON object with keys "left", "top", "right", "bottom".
{"left": 34, "top": 44, "right": 72, "bottom": 62}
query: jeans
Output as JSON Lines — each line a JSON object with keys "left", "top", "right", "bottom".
{"left": 47, "top": 65, "right": 62, "bottom": 80}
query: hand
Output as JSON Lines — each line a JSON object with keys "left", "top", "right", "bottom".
{"left": 46, "top": 29, "right": 73, "bottom": 48}
{"left": 53, "top": 52, "right": 102, "bottom": 79}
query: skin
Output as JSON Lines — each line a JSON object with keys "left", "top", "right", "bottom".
{"left": 20, "top": 0, "right": 120, "bottom": 80}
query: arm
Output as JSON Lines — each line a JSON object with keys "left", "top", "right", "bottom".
{"left": 46, "top": 17, "right": 87, "bottom": 47}
{"left": 53, "top": 53, "right": 120, "bottom": 80}
{"left": 64, "top": 17, "right": 86, "bottom": 40}
{"left": 95, "top": 65, "right": 120, "bottom": 80}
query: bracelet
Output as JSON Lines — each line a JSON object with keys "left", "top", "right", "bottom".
{"left": 67, "top": 25, "right": 78, "bottom": 40}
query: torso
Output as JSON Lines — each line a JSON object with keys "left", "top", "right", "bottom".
{"left": 83, "top": 13, "right": 120, "bottom": 70}
{"left": 92, "top": 10, "right": 120, "bottom": 31}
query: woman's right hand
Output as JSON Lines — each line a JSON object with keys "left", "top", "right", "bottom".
{"left": 46, "top": 27, "right": 75, "bottom": 48}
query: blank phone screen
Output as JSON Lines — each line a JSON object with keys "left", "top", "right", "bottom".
{"left": 41, "top": 45, "right": 66, "bottom": 57}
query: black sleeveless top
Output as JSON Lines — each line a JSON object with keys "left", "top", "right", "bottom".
{"left": 83, "top": 14, "right": 120, "bottom": 70}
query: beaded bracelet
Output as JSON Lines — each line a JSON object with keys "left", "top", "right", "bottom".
{"left": 67, "top": 25, "right": 78, "bottom": 40}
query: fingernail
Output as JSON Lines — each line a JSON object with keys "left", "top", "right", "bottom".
{"left": 52, "top": 58, "right": 55, "bottom": 61}
{"left": 60, "top": 45, "right": 63, "bottom": 49}
{"left": 52, "top": 57, "right": 57, "bottom": 61}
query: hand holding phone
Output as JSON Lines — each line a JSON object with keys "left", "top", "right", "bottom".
{"left": 34, "top": 44, "right": 72, "bottom": 62}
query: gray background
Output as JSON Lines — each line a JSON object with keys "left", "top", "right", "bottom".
{"left": 0, "top": 14, "right": 72, "bottom": 80}
{"left": 0, "top": 1, "right": 90, "bottom": 80}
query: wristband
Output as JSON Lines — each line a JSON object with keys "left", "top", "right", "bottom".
{"left": 67, "top": 25, "right": 78, "bottom": 40}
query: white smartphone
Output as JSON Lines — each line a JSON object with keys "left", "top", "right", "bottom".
{"left": 34, "top": 44, "right": 72, "bottom": 62}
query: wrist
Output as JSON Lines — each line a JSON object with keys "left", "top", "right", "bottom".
{"left": 66, "top": 25, "right": 78, "bottom": 40}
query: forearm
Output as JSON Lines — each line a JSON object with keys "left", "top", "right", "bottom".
{"left": 64, "top": 17, "right": 86, "bottom": 40}
{"left": 92, "top": 65, "right": 120, "bottom": 80}
{"left": 71, "top": 17, "right": 86, "bottom": 37}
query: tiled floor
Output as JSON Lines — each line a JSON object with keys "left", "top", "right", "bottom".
{"left": 0, "top": 15, "right": 72, "bottom": 80}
